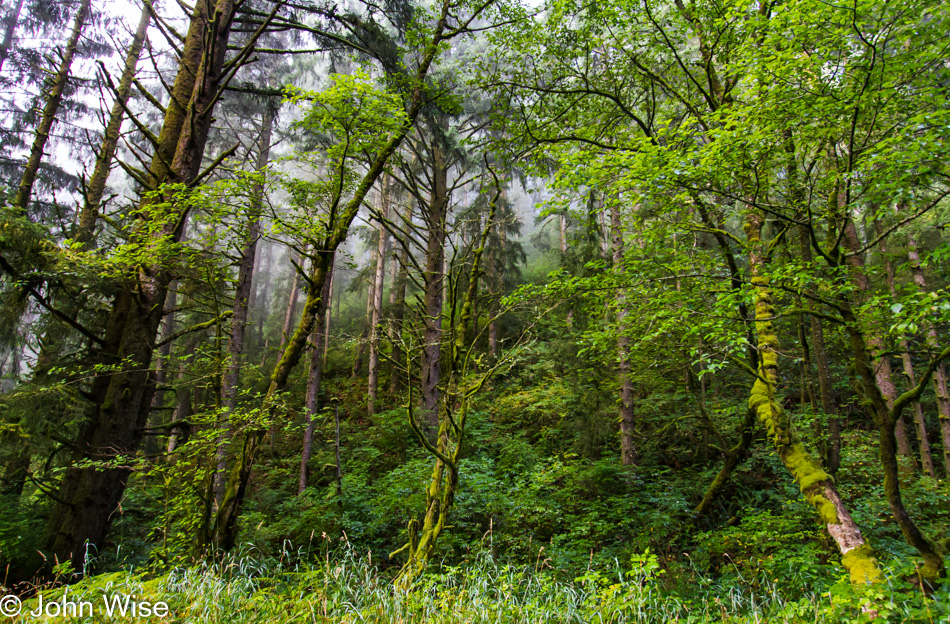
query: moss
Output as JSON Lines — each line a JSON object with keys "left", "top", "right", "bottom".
{"left": 841, "top": 545, "right": 882, "bottom": 585}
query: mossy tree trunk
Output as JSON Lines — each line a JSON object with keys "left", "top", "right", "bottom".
{"left": 211, "top": 11, "right": 459, "bottom": 548}
{"left": 394, "top": 177, "right": 500, "bottom": 587}
{"left": 43, "top": 0, "right": 247, "bottom": 573}
{"left": 744, "top": 208, "right": 882, "bottom": 586}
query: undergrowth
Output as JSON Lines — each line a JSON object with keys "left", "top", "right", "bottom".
{"left": 10, "top": 544, "right": 949, "bottom": 623}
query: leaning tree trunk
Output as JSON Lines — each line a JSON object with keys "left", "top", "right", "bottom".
{"left": 77, "top": 0, "right": 153, "bottom": 247}
{"left": 831, "top": 200, "right": 945, "bottom": 582}
{"left": 211, "top": 16, "right": 454, "bottom": 548}
{"left": 367, "top": 176, "right": 391, "bottom": 416}
{"left": 608, "top": 196, "right": 636, "bottom": 466}
{"left": 276, "top": 260, "right": 302, "bottom": 363}
{"left": 874, "top": 221, "right": 936, "bottom": 478}
{"left": 214, "top": 105, "right": 275, "bottom": 504}
{"left": 12, "top": 0, "right": 91, "bottom": 214}
{"left": 906, "top": 228, "right": 950, "bottom": 476}
{"left": 43, "top": 0, "right": 243, "bottom": 573}
{"left": 745, "top": 207, "right": 881, "bottom": 585}
{"left": 300, "top": 262, "right": 334, "bottom": 493}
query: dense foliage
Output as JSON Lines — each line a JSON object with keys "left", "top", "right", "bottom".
{"left": 0, "top": 0, "right": 949, "bottom": 619}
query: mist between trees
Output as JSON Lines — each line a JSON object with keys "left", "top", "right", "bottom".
{"left": 0, "top": 0, "right": 949, "bottom": 619}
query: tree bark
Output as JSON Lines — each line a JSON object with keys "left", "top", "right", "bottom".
{"left": 842, "top": 220, "right": 915, "bottom": 471}
{"left": 76, "top": 0, "right": 152, "bottom": 247}
{"left": 797, "top": 226, "right": 841, "bottom": 474}
{"left": 608, "top": 196, "right": 636, "bottom": 466}
{"left": 276, "top": 259, "right": 301, "bottom": 363}
{"left": 420, "top": 142, "right": 448, "bottom": 431}
{"left": 368, "top": 177, "right": 391, "bottom": 416}
{"left": 13, "top": 0, "right": 91, "bottom": 214}
{"left": 214, "top": 105, "right": 275, "bottom": 504}
{"left": 388, "top": 204, "right": 411, "bottom": 394}
{"left": 43, "top": 0, "right": 242, "bottom": 572}
{"left": 746, "top": 207, "right": 881, "bottom": 586}
{"left": 299, "top": 262, "right": 333, "bottom": 493}
{"left": 906, "top": 229, "right": 950, "bottom": 477}
{"left": 874, "top": 220, "right": 936, "bottom": 478}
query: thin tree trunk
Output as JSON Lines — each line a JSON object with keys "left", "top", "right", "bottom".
{"left": 608, "top": 196, "right": 636, "bottom": 466}
{"left": 77, "top": 0, "right": 152, "bottom": 247}
{"left": 368, "top": 177, "right": 390, "bottom": 416}
{"left": 299, "top": 263, "right": 333, "bottom": 493}
{"left": 276, "top": 261, "right": 301, "bottom": 363}
{"left": 214, "top": 105, "right": 275, "bottom": 504}
{"left": 906, "top": 228, "right": 950, "bottom": 477}
{"left": 388, "top": 205, "right": 410, "bottom": 394}
{"left": 560, "top": 212, "right": 572, "bottom": 327}
{"left": 798, "top": 226, "right": 841, "bottom": 474}
{"left": 12, "top": 0, "right": 91, "bottom": 214}
{"left": 874, "top": 220, "right": 936, "bottom": 478}
{"left": 324, "top": 260, "right": 333, "bottom": 368}
{"left": 0, "top": 0, "right": 24, "bottom": 72}
{"left": 352, "top": 267, "right": 374, "bottom": 377}
{"left": 842, "top": 220, "right": 915, "bottom": 472}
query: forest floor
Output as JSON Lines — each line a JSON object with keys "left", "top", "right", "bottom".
{"left": 9, "top": 548, "right": 949, "bottom": 623}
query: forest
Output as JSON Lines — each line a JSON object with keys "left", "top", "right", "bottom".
{"left": 0, "top": 0, "right": 948, "bottom": 620}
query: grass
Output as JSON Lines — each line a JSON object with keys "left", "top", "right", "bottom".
{"left": 9, "top": 544, "right": 950, "bottom": 623}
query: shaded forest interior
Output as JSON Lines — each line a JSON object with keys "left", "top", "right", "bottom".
{"left": 0, "top": 0, "right": 949, "bottom": 619}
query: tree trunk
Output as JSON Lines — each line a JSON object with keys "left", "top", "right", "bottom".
{"left": 420, "top": 142, "right": 448, "bottom": 431}
{"left": 351, "top": 269, "right": 374, "bottom": 378}
{"left": 0, "top": 0, "right": 24, "bottom": 73}
{"left": 874, "top": 220, "right": 936, "bottom": 478}
{"left": 368, "top": 177, "right": 391, "bottom": 416}
{"left": 211, "top": 13, "right": 454, "bottom": 550}
{"left": 833, "top": 204, "right": 945, "bottom": 582}
{"left": 798, "top": 227, "right": 841, "bottom": 474}
{"left": 388, "top": 205, "right": 410, "bottom": 394}
{"left": 906, "top": 229, "right": 950, "bottom": 477}
{"left": 43, "top": 0, "right": 242, "bottom": 573}
{"left": 12, "top": 0, "right": 91, "bottom": 214}
{"left": 842, "top": 220, "right": 915, "bottom": 471}
{"left": 214, "top": 105, "right": 275, "bottom": 504}
{"left": 77, "top": 0, "right": 152, "bottom": 247}
{"left": 608, "top": 197, "right": 636, "bottom": 466}
{"left": 299, "top": 262, "right": 334, "bottom": 493}
{"left": 746, "top": 207, "right": 881, "bottom": 586}
{"left": 276, "top": 261, "right": 301, "bottom": 363}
